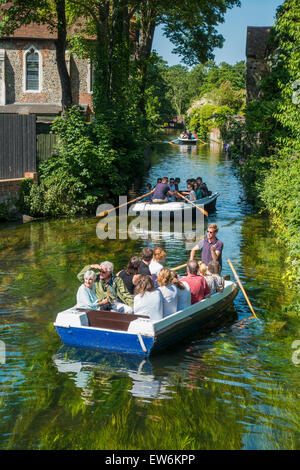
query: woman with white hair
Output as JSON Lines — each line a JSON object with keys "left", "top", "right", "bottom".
{"left": 77, "top": 260, "right": 134, "bottom": 313}
{"left": 76, "top": 270, "right": 109, "bottom": 310}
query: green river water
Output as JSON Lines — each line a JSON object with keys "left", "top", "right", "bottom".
{"left": 0, "top": 133, "right": 299, "bottom": 450}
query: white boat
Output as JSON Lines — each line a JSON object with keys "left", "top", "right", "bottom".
{"left": 178, "top": 137, "right": 198, "bottom": 144}
{"left": 131, "top": 192, "right": 219, "bottom": 215}
{"left": 54, "top": 280, "right": 239, "bottom": 357}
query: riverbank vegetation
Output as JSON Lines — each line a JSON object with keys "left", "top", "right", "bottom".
{"left": 0, "top": 0, "right": 241, "bottom": 217}
{"left": 223, "top": 0, "right": 299, "bottom": 298}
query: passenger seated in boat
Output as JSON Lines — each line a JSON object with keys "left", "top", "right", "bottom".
{"left": 196, "top": 177, "right": 209, "bottom": 198}
{"left": 133, "top": 275, "right": 163, "bottom": 322}
{"left": 152, "top": 176, "right": 176, "bottom": 203}
{"left": 186, "top": 130, "right": 192, "bottom": 139}
{"left": 76, "top": 270, "right": 110, "bottom": 310}
{"left": 174, "top": 177, "right": 181, "bottom": 200}
{"left": 180, "top": 260, "right": 210, "bottom": 304}
{"left": 150, "top": 247, "right": 166, "bottom": 286}
{"left": 180, "top": 132, "right": 187, "bottom": 139}
{"left": 170, "top": 271, "right": 191, "bottom": 310}
{"left": 182, "top": 183, "right": 197, "bottom": 202}
{"left": 168, "top": 178, "right": 177, "bottom": 201}
{"left": 207, "top": 261, "right": 224, "bottom": 292}
{"left": 157, "top": 268, "right": 178, "bottom": 317}
{"left": 139, "top": 247, "right": 153, "bottom": 275}
{"left": 198, "top": 262, "right": 219, "bottom": 295}
{"left": 118, "top": 256, "right": 141, "bottom": 295}
{"left": 143, "top": 183, "right": 153, "bottom": 202}
{"left": 77, "top": 261, "right": 133, "bottom": 313}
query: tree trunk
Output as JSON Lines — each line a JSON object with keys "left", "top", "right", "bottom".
{"left": 55, "top": 0, "right": 72, "bottom": 111}
{"left": 135, "top": 6, "right": 156, "bottom": 116}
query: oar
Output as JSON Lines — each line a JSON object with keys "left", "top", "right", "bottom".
{"left": 97, "top": 189, "right": 155, "bottom": 218}
{"left": 176, "top": 191, "right": 208, "bottom": 216}
{"left": 227, "top": 258, "right": 260, "bottom": 322}
{"left": 171, "top": 263, "right": 187, "bottom": 271}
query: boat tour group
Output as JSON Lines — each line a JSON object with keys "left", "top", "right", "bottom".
{"left": 54, "top": 223, "right": 239, "bottom": 356}
{"left": 178, "top": 130, "right": 198, "bottom": 143}
{"left": 144, "top": 175, "right": 210, "bottom": 203}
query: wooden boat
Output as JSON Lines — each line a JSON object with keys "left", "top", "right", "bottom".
{"left": 178, "top": 137, "right": 198, "bottom": 144}
{"left": 131, "top": 191, "right": 219, "bottom": 216}
{"left": 54, "top": 280, "right": 239, "bottom": 357}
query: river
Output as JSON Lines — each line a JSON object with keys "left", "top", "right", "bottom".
{"left": 0, "top": 132, "right": 299, "bottom": 450}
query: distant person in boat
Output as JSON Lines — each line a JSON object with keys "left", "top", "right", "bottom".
{"left": 143, "top": 183, "right": 153, "bottom": 202}
{"left": 157, "top": 268, "right": 178, "bottom": 317}
{"left": 76, "top": 270, "right": 110, "bottom": 310}
{"left": 180, "top": 132, "right": 187, "bottom": 139}
{"left": 182, "top": 183, "right": 197, "bottom": 202}
{"left": 195, "top": 182, "right": 203, "bottom": 200}
{"left": 189, "top": 224, "right": 224, "bottom": 271}
{"left": 196, "top": 177, "right": 209, "bottom": 198}
{"left": 133, "top": 275, "right": 163, "bottom": 321}
{"left": 168, "top": 178, "right": 177, "bottom": 201}
{"left": 174, "top": 177, "right": 181, "bottom": 200}
{"left": 198, "top": 262, "right": 219, "bottom": 295}
{"left": 170, "top": 271, "right": 191, "bottom": 310}
{"left": 149, "top": 247, "right": 166, "bottom": 286}
{"left": 77, "top": 261, "right": 133, "bottom": 313}
{"left": 152, "top": 176, "right": 176, "bottom": 203}
{"left": 180, "top": 260, "right": 210, "bottom": 304}
{"left": 207, "top": 261, "right": 224, "bottom": 292}
{"left": 117, "top": 256, "right": 141, "bottom": 295}
{"left": 139, "top": 247, "right": 153, "bottom": 275}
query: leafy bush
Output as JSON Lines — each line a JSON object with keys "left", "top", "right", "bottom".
{"left": 18, "top": 106, "right": 145, "bottom": 217}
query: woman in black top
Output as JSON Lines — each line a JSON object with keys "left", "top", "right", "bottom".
{"left": 118, "top": 257, "right": 141, "bottom": 295}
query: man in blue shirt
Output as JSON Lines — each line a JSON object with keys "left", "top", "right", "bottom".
{"left": 152, "top": 177, "right": 176, "bottom": 203}
{"left": 189, "top": 224, "right": 224, "bottom": 271}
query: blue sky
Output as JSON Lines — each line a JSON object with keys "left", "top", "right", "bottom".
{"left": 152, "top": 0, "right": 284, "bottom": 66}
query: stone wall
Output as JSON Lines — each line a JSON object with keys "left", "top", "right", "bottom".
{"left": 0, "top": 40, "right": 92, "bottom": 110}
{"left": 0, "top": 172, "right": 37, "bottom": 203}
{"left": 246, "top": 27, "right": 272, "bottom": 103}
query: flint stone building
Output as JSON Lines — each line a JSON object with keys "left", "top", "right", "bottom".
{"left": 246, "top": 26, "right": 272, "bottom": 102}
{"left": 0, "top": 22, "right": 93, "bottom": 117}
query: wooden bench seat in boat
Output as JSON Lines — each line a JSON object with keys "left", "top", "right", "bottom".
{"left": 76, "top": 308, "right": 150, "bottom": 332}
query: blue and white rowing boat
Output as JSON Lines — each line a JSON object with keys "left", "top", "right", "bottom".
{"left": 54, "top": 280, "right": 238, "bottom": 357}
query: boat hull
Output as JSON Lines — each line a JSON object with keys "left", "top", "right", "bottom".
{"left": 54, "top": 282, "right": 238, "bottom": 357}
{"left": 55, "top": 325, "right": 154, "bottom": 356}
{"left": 151, "top": 283, "right": 238, "bottom": 354}
{"left": 131, "top": 192, "right": 219, "bottom": 217}
{"left": 178, "top": 138, "right": 198, "bottom": 144}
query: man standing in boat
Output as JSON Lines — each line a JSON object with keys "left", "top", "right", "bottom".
{"left": 152, "top": 176, "right": 176, "bottom": 203}
{"left": 189, "top": 224, "right": 224, "bottom": 271}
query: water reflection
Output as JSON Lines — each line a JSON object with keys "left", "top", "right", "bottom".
{"left": 53, "top": 346, "right": 172, "bottom": 402}
{"left": 0, "top": 131, "right": 299, "bottom": 450}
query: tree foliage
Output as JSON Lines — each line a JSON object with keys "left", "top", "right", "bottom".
{"left": 225, "top": 0, "right": 300, "bottom": 285}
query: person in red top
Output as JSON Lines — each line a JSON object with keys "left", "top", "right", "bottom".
{"left": 180, "top": 260, "right": 210, "bottom": 304}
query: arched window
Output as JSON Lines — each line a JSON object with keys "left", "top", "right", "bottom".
{"left": 25, "top": 47, "right": 39, "bottom": 91}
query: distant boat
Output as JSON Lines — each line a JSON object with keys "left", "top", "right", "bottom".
{"left": 178, "top": 137, "right": 198, "bottom": 144}
{"left": 131, "top": 192, "right": 219, "bottom": 216}
{"left": 54, "top": 280, "right": 239, "bottom": 357}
